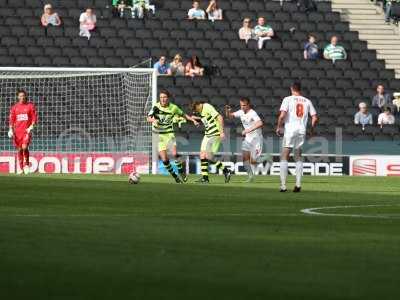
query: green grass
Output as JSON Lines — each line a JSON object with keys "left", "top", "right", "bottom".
{"left": 0, "top": 174, "right": 400, "bottom": 300}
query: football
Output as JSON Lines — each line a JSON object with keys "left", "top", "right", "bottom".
{"left": 128, "top": 172, "right": 140, "bottom": 184}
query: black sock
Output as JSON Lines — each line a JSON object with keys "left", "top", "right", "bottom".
{"left": 163, "top": 160, "right": 178, "bottom": 179}
{"left": 211, "top": 160, "right": 227, "bottom": 173}
{"left": 201, "top": 159, "right": 209, "bottom": 179}
{"left": 175, "top": 160, "right": 184, "bottom": 175}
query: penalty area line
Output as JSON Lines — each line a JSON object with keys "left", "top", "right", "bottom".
{"left": 301, "top": 204, "right": 400, "bottom": 219}
{"left": 0, "top": 213, "right": 300, "bottom": 218}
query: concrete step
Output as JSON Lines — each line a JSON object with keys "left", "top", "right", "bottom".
{"left": 344, "top": 14, "right": 382, "bottom": 19}
{"left": 377, "top": 56, "right": 400, "bottom": 63}
{"left": 355, "top": 29, "right": 396, "bottom": 35}
{"left": 367, "top": 38, "right": 400, "bottom": 43}
{"left": 383, "top": 60, "right": 400, "bottom": 65}
{"left": 376, "top": 49, "right": 400, "bottom": 55}
{"left": 356, "top": 27, "right": 397, "bottom": 34}
{"left": 359, "top": 32, "right": 393, "bottom": 41}
{"left": 368, "top": 44, "right": 400, "bottom": 50}
{"left": 386, "top": 64, "right": 400, "bottom": 70}
{"left": 350, "top": 24, "right": 395, "bottom": 30}
{"left": 332, "top": 4, "right": 376, "bottom": 9}
{"left": 347, "top": 18, "right": 390, "bottom": 26}
{"left": 336, "top": 9, "right": 379, "bottom": 15}
{"left": 334, "top": 0, "right": 374, "bottom": 3}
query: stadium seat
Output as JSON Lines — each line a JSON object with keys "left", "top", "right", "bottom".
{"left": 34, "top": 56, "right": 52, "bottom": 66}
{"left": 53, "top": 56, "right": 70, "bottom": 66}
{"left": 44, "top": 46, "right": 62, "bottom": 57}
{"left": 232, "top": 1, "right": 248, "bottom": 11}
{"left": 70, "top": 56, "right": 88, "bottom": 66}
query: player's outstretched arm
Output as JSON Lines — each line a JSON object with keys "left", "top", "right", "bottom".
{"left": 184, "top": 114, "right": 200, "bottom": 127}
{"left": 225, "top": 105, "right": 235, "bottom": 119}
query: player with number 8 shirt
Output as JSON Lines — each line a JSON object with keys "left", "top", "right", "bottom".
{"left": 276, "top": 82, "right": 318, "bottom": 193}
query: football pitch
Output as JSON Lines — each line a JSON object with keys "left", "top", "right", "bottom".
{"left": 0, "top": 174, "right": 399, "bottom": 300}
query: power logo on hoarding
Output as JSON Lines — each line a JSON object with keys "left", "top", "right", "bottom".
{"left": 352, "top": 159, "right": 377, "bottom": 176}
{"left": 387, "top": 163, "right": 400, "bottom": 176}
{"left": 0, "top": 152, "right": 150, "bottom": 174}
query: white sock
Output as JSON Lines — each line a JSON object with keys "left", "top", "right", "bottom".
{"left": 264, "top": 161, "right": 272, "bottom": 174}
{"left": 251, "top": 164, "right": 256, "bottom": 177}
{"left": 296, "top": 161, "right": 303, "bottom": 188}
{"left": 280, "top": 160, "right": 288, "bottom": 189}
{"left": 244, "top": 161, "right": 253, "bottom": 178}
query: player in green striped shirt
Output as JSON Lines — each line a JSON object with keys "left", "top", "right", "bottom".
{"left": 323, "top": 36, "right": 347, "bottom": 61}
{"left": 191, "top": 101, "right": 233, "bottom": 184}
{"left": 148, "top": 90, "right": 199, "bottom": 183}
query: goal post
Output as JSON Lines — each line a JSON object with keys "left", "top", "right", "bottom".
{"left": 0, "top": 67, "right": 158, "bottom": 175}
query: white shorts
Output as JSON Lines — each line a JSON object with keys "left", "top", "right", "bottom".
{"left": 242, "top": 137, "right": 263, "bottom": 160}
{"left": 282, "top": 133, "right": 305, "bottom": 149}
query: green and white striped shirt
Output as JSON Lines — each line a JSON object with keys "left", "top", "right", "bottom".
{"left": 254, "top": 25, "right": 273, "bottom": 37}
{"left": 148, "top": 102, "right": 184, "bottom": 134}
{"left": 324, "top": 44, "right": 347, "bottom": 60}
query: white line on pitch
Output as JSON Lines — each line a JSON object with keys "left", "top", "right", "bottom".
{"left": 301, "top": 204, "right": 400, "bottom": 219}
{"left": 0, "top": 213, "right": 300, "bottom": 218}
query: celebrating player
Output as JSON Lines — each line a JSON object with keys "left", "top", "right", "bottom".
{"left": 191, "top": 101, "right": 232, "bottom": 183}
{"left": 226, "top": 98, "right": 272, "bottom": 182}
{"left": 276, "top": 82, "right": 318, "bottom": 192}
{"left": 8, "top": 89, "right": 38, "bottom": 175}
{"left": 147, "top": 90, "right": 198, "bottom": 183}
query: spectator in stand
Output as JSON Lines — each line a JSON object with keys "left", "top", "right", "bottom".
{"left": 384, "top": 0, "right": 400, "bottom": 23}
{"left": 304, "top": 34, "right": 319, "bottom": 60}
{"left": 206, "top": 0, "right": 223, "bottom": 21}
{"left": 41, "top": 4, "right": 61, "bottom": 27}
{"left": 133, "top": 0, "right": 156, "bottom": 19}
{"left": 170, "top": 54, "right": 185, "bottom": 76}
{"left": 254, "top": 17, "right": 274, "bottom": 50}
{"left": 239, "top": 18, "right": 254, "bottom": 43}
{"left": 378, "top": 106, "right": 395, "bottom": 127}
{"left": 112, "top": 0, "right": 131, "bottom": 18}
{"left": 372, "top": 84, "right": 392, "bottom": 110}
{"left": 354, "top": 102, "right": 373, "bottom": 128}
{"left": 79, "top": 8, "right": 97, "bottom": 40}
{"left": 188, "top": 1, "right": 206, "bottom": 20}
{"left": 393, "top": 92, "right": 400, "bottom": 113}
{"left": 185, "top": 55, "right": 204, "bottom": 77}
{"left": 154, "top": 56, "right": 172, "bottom": 76}
{"left": 323, "top": 35, "right": 347, "bottom": 62}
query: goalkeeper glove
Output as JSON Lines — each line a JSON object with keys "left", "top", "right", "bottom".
{"left": 26, "top": 125, "right": 34, "bottom": 134}
{"left": 7, "top": 129, "right": 13, "bottom": 139}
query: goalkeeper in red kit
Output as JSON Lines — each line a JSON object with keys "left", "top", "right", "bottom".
{"left": 8, "top": 90, "right": 38, "bottom": 174}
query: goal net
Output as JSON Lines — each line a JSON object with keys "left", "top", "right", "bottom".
{"left": 0, "top": 67, "right": 157, "bottom": 174}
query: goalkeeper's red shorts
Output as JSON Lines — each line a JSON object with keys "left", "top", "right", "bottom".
{"left": 13, "top": 132, "right": 31, "bottom": 148}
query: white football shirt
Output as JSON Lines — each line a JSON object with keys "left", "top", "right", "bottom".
{"left": 233, "top": 109, "right": 263, "bottom": 140}
{"left": 280, "top": 95, "right": 317, "bottom": 135}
